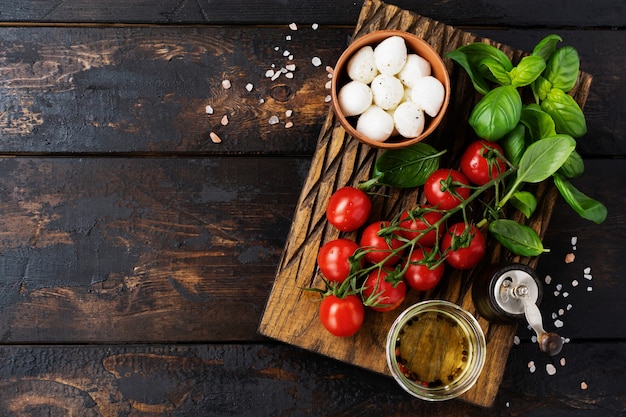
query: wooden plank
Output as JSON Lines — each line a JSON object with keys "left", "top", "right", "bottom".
{"left": 1, "top": 0, "right": 624, "bottom": 27}
{"left": 0, "top": 25, "right": 623, "bottom": 157}
{"left": 259, "top": 0, "right": 597, "bottom": 407}
{"left": 0, "top": 341, "right": 623, "bottom": 416}
{"left": 0, "top": 156, "right": 308, "bottom": 343}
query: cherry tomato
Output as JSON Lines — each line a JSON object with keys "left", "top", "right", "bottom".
{"left": 317, "top": 238, "right": 362, "bottom": 283}
{"left": 423, "top": 169, "right": 471, "bottom": 210}
{"left": 319, "top": 294, "right": 365, "bottom": 337}
{"left": 460, "top": 140, "right": 508, "bottom": 186}
{"left": 398, "top": 206, "right": 443, "bottom": 247}
{"left": 362, "top": 269, "right": 407, "bottom": 312}
{"left": 359, "top": 221, "right": 404, "bottom": 266}
{"left": 326, "top": 186, "right": 372, "bottom": 232}
{"left": 402, "top": 247, "right": 445, "bottom": 291}
{"left": 441, "top": 222, "right": 486, "bottom": 270}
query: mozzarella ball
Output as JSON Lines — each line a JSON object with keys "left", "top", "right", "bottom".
{"left": 393, "top": 101, "right": 425, "bottom": 138}
{"left": 347, "top": 46, "right": 378, "bottom": 84}
{"left": 370, "top": 74, "right": 404, "bottom": 110}
{"left": 398, "top": 54, "right": 432, "bottom": 88}
{"left": 373, "top": 36, "right": 407, "bottom": 75}
{"left": 410, "top": 76, "right": 445, "bottom": 117}
{"left": 356, "top": 105, "right": 395, "bottom": 142}
{"left": 337, "top": 80, "right": 373, "bottom": 117}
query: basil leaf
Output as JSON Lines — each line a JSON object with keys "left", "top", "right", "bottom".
{"left": 446, "top": 50, "right": 491, "bottom": 95}
{"left": 501, "top": 123, "right": 527, "bottom": 166}
{"left": 509, "top": 55, "right": 546, "bottom": 88}
{"left": 469, "top": 85, "right": 522, "bottom": 141}
{"left": 447, "top": 43, "right": 513, "bottom": 94}
{"left": 489, "top": 219, "right": 547, "bottom": 256}
{"left": 517, "top": 135, "right": 576, "bottom": 183}
{"left": 544, "top": 45, "right": 580, "bottom": 92}
{"left": 531, "top": 75, "right": 552, "bottom": 102}
{"left": 554, "top": 174, "right": 607, "bottom": 224}
{"left": 532, "top": 34, "right": 563, "bottom": 62}
{"left": 558, "top": 149, "right": 585, "bottom": 178}
{"left": 520, "top": 103, "right": 557, "bottom": 141}
{"left": 510, "top": 191, "right": 537, "bottom": 218}
{"left": 479, "top": 56, "right": 511, "bottom": 86}
{"left": 372, "top": 143, "right": 441, "bottom": 188}
{"left": 541, "top": 88, "right": 587, "bottom": 137}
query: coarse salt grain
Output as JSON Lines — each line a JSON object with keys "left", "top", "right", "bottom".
{"left": 285, "top": 63, "right": 296, "bottom": 71}
{"left": 245, "top": 83, "right": 254, "bottom": 92}
{"left": 283, "top": 50, "right": 291, "bottom": 57}
{"left": 581, "top": 381, "right": 588, "bottom": 390}
{"left": 584, "top": 266, "right": 592, "bottom": 274}
{"left": 513, "top": 335, "right": 520, "bottom": 345}
{"left": 325, "top": 80, "right": 332, "bottom": 89}
{"left": 312, "top": 23, "right": 319, "bottom": 30}
{"left": 563, "top": 292, "right": 569, "bottom": 297}
{"left": 558, "top": 308, "right": 565, "bottom": 316}
{"left": 567, "top": 303, "right": 573, "bottom": 310}
{"left": 271, "top": 71, "right": 281, "bottom": 81}
{"left": 554, "top": 290, "right": 560, "bottom": 296}
{"left": 587, "top": 286, "right": 593, "bottom": 292}
{"left": 554, "top": 319, "right": 564, "bottom": 328}
{"left": 265, "top": 69, "right": 275, "bottom": 78}
{"left": 324, "top": 95, "right": 331, "bottom": 102}
{"left": 546, "top": 364, "right": 557, "bottom": 375}
{"left": 326, "top": 66, "right": 334, "bottom": 74}
{"left": 205, "top": 105, "right": 214, "bottom": 115}
{"left": 545, "top": 275, "right": 552, "bottom": 285}
{"left": 221, "top": 115, "right": 229, "bottom": 126}
{"left": 268, "top": 115, "right": 280, "bottom": 125}
{"left": 572, "top": 279, "right": 579, "bottom": 287}
{"left": 565, "top": 253, "right": 576, "bottom": 263}
{"left": 285, "top": 121, "right": 294, "bottom": 129}
{"left": 289, "top": 23, "right": 298, "bottom": 31}
{"left": 209, "top": 132, "right": 222, "bottom": 143}
{"left": 285, "top": 109, "right": 293, "bottom": 117}
{"left": 285, "top": 72, "right": 294, "bottom": 79}
{"left": 556, "top": 283, "right": 563, "bottom": 291}
{"left": 222, "top": 79, "right": 231, "bottom": 89}
{"left": 571, "top": 236, "right": 578, "bottom": 246}
{"left": 560, "top": 357, "right": 566, "bottom": 366}
{"left": 285, "top": 35, "right": 292, "bottom": 41}
{"left": 312, "top": 56, "right": 322, "bottom": 67}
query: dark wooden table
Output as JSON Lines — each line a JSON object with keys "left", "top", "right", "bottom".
{"left": 0, "top": 1, "right": 624, "bottom": 415}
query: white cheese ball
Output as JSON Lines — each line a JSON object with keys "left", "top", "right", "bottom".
{"left": 356, "top": 105, "right": 395, "bottom": 142}
{"left": 346, "top": 46, "right": 378, "bottom": 84}
{"left": 337, "top": 80, "right": 373, "bottom": 117}
{"left": 393, "top": 101, "right": 425, "bottom": 138}
{"left": 398, "top": 54, "right": 432, "bottom": 88}
{"left": 373, "top": 36, "right": 407, "bottom": 75}
{"left": 370, "top": 74, "right": 404, "bottom": 110}
{"left": 411, "top": 76, "right": 445, "bottom": 117}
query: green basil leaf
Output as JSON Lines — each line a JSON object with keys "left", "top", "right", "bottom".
{"left": 469, "top": 85, "right": 522, "bottom": 141}
{"left": 553, "top": 174, "right": 607, "bottom": 224}
{"left": 479, "top": 56, "right": 511, "bottom": 85}
{"left": 520, "top": 103, "right": 557, "bottom": 141}
{"left": 558, "top": 149, "right": 585, "bottom": 178}
{"left": 372, "top": 143, "right": 441, "bottom": 188}
{"left": 544, "top": 45, "right": 580, "bottom": 92}
{"left": 517, "top": 135, "right": 576, "bottom": 183}
{"left": 532, "top": 34, "right": 563, "bottom": 62}
{"left": 510, "top": 191, "right": 537, "bottom": 218}
{"left": 531, "top": 75, "right": 553, "bottom": 102}
{"left": 446, "top": 50, "right": 491, "bottom": 95}
{"left": 501, "top": 123, "right": 527, "bottom": 166}
{"left": 489, "top": 219, "right": 547, "bottom": 256}
{"left": 541, "top": 88, "right": 587, "bottom": 137}
{"left": 509, "top": 55, "right": 546, "bottom": 88}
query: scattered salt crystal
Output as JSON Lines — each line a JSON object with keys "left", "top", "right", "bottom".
{"left": 506, "top": 402, "right": 510, "bottom": 408}
{"left": 285, "top": 109, "right": 293, "bottom": 117}
{"left": 325, "top": 80, "right": 332, "bottom": 89}
{"left": 565, "top": 252, "right": 576, "bottom": 263}
{"left": 285, "top": 35, "right": 292, "bottom": 41}
{"left": 587, "top": 286, "right": 593, "bottom": 292}
{"left": 556, "top": 283, "right": 563, "bottom": 291}
{"left": 259, "top": 98, "right": 265, "bottom": 104}
{"left": 245, "top": 83, "right": 254, "bottom": 92}
{"left": 584, "top": 273, "right": 593, "bottom": 280}
{"left": 285, "top": 72, "right": 294, "bottom": 79}
{"left": 271, "top": 71, "right": 281, "bottom": 81}
{"left": 528, "top": 361, "right": 536, "bottom": 373}
{"left": 312, "top": 56, "right": 322, "bottom": 67}
{"left": 324, "top": 95, "right": 331, "bottom": 102}
{"left": 326, "top": 66, "right": 334, "bottom": 74}
{"left": 312, "top": 23, "right": 319, "bottom": 30}
{"left": 552, "top": 312, "right": 558, "bottom": 319}
{"left": 571, "top": 236, "right": 578, "bottom": 246}
{"left": 560, "top": 357, "right": 566, "bottom": 366}
{"left": 274, "top": 46, "right": 280, "bottom": 51}
{"left": 545, "top": 275, "right": 552, "bottom": 285}
{"left": 546, "top": 364, "right": 557, "bottom": 375}
{"left": 531, "top": 335, "right": 537, "bottom": 343}
{"left": 584, "top": 267, "right": 592, "bottom": 274}
{"left": 288, "top": 54, "right": 294, "bottom": 60}
{"left": 222, "top": 79, "right": 232, "bottom": 89}
{"left": 289, "top": 23, "right": 298, "bottom": 31}
{"left": 558, "top": 308, "right": 565, "bottom": 316}
{"left": 283, "top": 50, "right": 290, "bottom": 57}
{"left": 285, "top": 121, "right": 294, "bottom": 129}
{"left": 563, "top": 292, "right": 569, "bottom": 297}
{"left": 513, "top": 335, "right": 520, "bottom": 345}
{"left": 554, "top": 290, "right": 560, "bottom": 297}
{"left": 209, "top": 131, "right": 222, "bottom": 143}
{"left": 564, "top": 337, "right": 571, "bottom": 343}
{"left": 327, "top": 73, "right": 333, "bottom": 79}
{"left": 285, "top": 63, "right": 296, "bottom": 71}
{"left": 265, "top": 69, "right": 275, "bottom": 78}
{"left": 268, "top": 115, "right": 280, "bottom": 125}
{"left": 554, "top": 319, "right": 564, "bottom": 328}
{"left": 205, "top": 105, "right": 214, "bottom": 114}
{"left": 221, "top": 115, "right": 229, "bottom": 126}
{"left": 581, "top": 381, "right": 588, "bottom": 390}
{"left": 567, "top": 304, "right": 573, "bottom": 311}
{"left": 572, "top": 279, "right": 579, "bottom": 287}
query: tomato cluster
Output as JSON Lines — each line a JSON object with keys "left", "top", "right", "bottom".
{"left": 314, "top": 140, "right": 508, "bottom": 338}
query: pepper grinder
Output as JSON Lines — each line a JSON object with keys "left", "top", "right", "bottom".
{"left": 472, "top": 263, "right": 563, "bottom": 356}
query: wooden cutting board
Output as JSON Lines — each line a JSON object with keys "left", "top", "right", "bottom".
{"left": 259, "top": 0, "right": 592, "bottom": 407}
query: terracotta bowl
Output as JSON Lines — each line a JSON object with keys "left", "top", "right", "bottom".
{"left": 330, "top": 30, "right": 450, "bottom": 149}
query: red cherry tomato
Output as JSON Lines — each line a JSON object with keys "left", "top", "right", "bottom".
{"left": 460, "top": 140, "right": 508, "bottom": 186}
{"left": 319, "top": 294, "right": 365, "bottom": 337}
{"left": 423, "top": 169, "right": 471, "bottom": 210}
{"left": 359, "top": 221, "right": 404, "bottom": 266}
{"left": 362, "top": 269, "right": 407, "bottom": 312}
{"left": 441, "top": 222, "right": 486, "bottom": 270}
{"left": 317, "top": 238, "right": 362, "bottom": 283}
{"left": 398, "top": 206, "right": 443, "bottom": 247}
{"left": 326, "top": 186, "right": 372, "bottom": 232}
{"left": 402, "top": 247, "right": 445, "bottom": 291}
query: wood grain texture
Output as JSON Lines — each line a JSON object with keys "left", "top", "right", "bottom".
{"left": 259, "top": 0, "right": 594, "bottom": 407}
